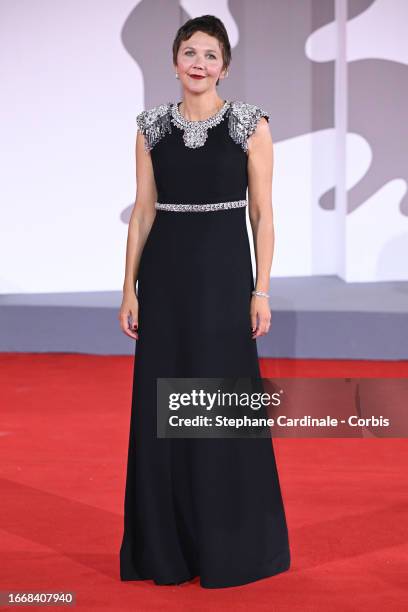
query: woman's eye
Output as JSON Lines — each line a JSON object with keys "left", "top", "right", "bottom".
{"left": 185, "top": 51, "right": 216, "bottom": 59}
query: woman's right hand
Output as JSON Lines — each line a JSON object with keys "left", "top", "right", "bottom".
{"left": 119, "top": 291, "right": 139, "bottom": 340}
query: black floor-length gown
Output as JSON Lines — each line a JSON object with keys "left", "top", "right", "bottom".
{"left": 119, "top": 99, "right": 291, "bottom": 588}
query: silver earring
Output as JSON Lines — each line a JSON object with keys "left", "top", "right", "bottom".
{"left": 175, "top": 72, "right": 179, "bottom": 79}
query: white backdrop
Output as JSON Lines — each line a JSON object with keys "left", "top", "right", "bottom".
{"left": 1, "top": 0, "right": 141, "bottom": 293}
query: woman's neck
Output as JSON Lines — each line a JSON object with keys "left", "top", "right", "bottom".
{"left": 178, "top": 95, "right": 225, "bottom": 122}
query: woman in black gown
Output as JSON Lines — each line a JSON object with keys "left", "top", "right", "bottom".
{"left": 119, "top": 15, "right": 291, "bottom": 588}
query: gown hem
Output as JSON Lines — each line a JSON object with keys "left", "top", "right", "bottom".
{"left": 119, "top": 548, "right": 290, "bottom": 589}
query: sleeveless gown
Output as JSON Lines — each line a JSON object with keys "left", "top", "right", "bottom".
{"left": 119, "top": 99, "right": 291, "bottom": 588}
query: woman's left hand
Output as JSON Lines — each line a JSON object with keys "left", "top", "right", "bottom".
{"left": 250, "top": 295, "right": 271, "bottom": 338}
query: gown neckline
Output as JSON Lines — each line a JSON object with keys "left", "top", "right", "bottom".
{"left": 172, "top": 99, "right": 231, "bottom": 126}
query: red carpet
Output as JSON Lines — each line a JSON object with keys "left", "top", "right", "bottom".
{"left": 1, "top": 354, "right": 407, "bottom": 610}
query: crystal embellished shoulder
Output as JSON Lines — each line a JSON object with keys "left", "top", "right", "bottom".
{"left": 136, "top": 102, "right": 172, "bottom": 152}
{"left": 228, "top": 101, "right": 270, "bottom": 153}
{"left": 136, "top": 99, "right": 270, "bottom": 153}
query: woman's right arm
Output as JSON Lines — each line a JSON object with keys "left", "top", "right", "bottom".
{"left": 118, "top": 129, "right": 157, "bottom": 339}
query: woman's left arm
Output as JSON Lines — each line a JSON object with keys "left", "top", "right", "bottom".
{"left": 247, "top": 117, "right": 274, "bottom": 339}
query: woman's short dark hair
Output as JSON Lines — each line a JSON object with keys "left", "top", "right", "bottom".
{"left": 172, "top": 15, "right": 231, "bottom": 86}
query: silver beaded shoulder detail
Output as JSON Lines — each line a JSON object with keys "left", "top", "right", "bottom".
{"left": 135, "top": 100, "right": 270, "bottom": 153}
{"left": 136, "top": 103, "right": 172, "bottom": 152}
{"left": 228, "top": 101, "right": 270, "bottom": 153}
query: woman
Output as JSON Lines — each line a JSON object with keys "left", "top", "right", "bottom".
{"left": 118, "top": 15, "right": 291, "bottom": 588}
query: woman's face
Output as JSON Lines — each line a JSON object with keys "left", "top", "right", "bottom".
{"left": 175, "top": 31, "right": 226, "bottom": 93}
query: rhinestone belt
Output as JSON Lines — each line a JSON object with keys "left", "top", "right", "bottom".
{"left": 155, "top": 200, "right": 247, "bottom": 212}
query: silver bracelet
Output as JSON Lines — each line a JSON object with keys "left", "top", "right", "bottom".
{"left": 252, "top": 290, "right": 270, "bottom": 298}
